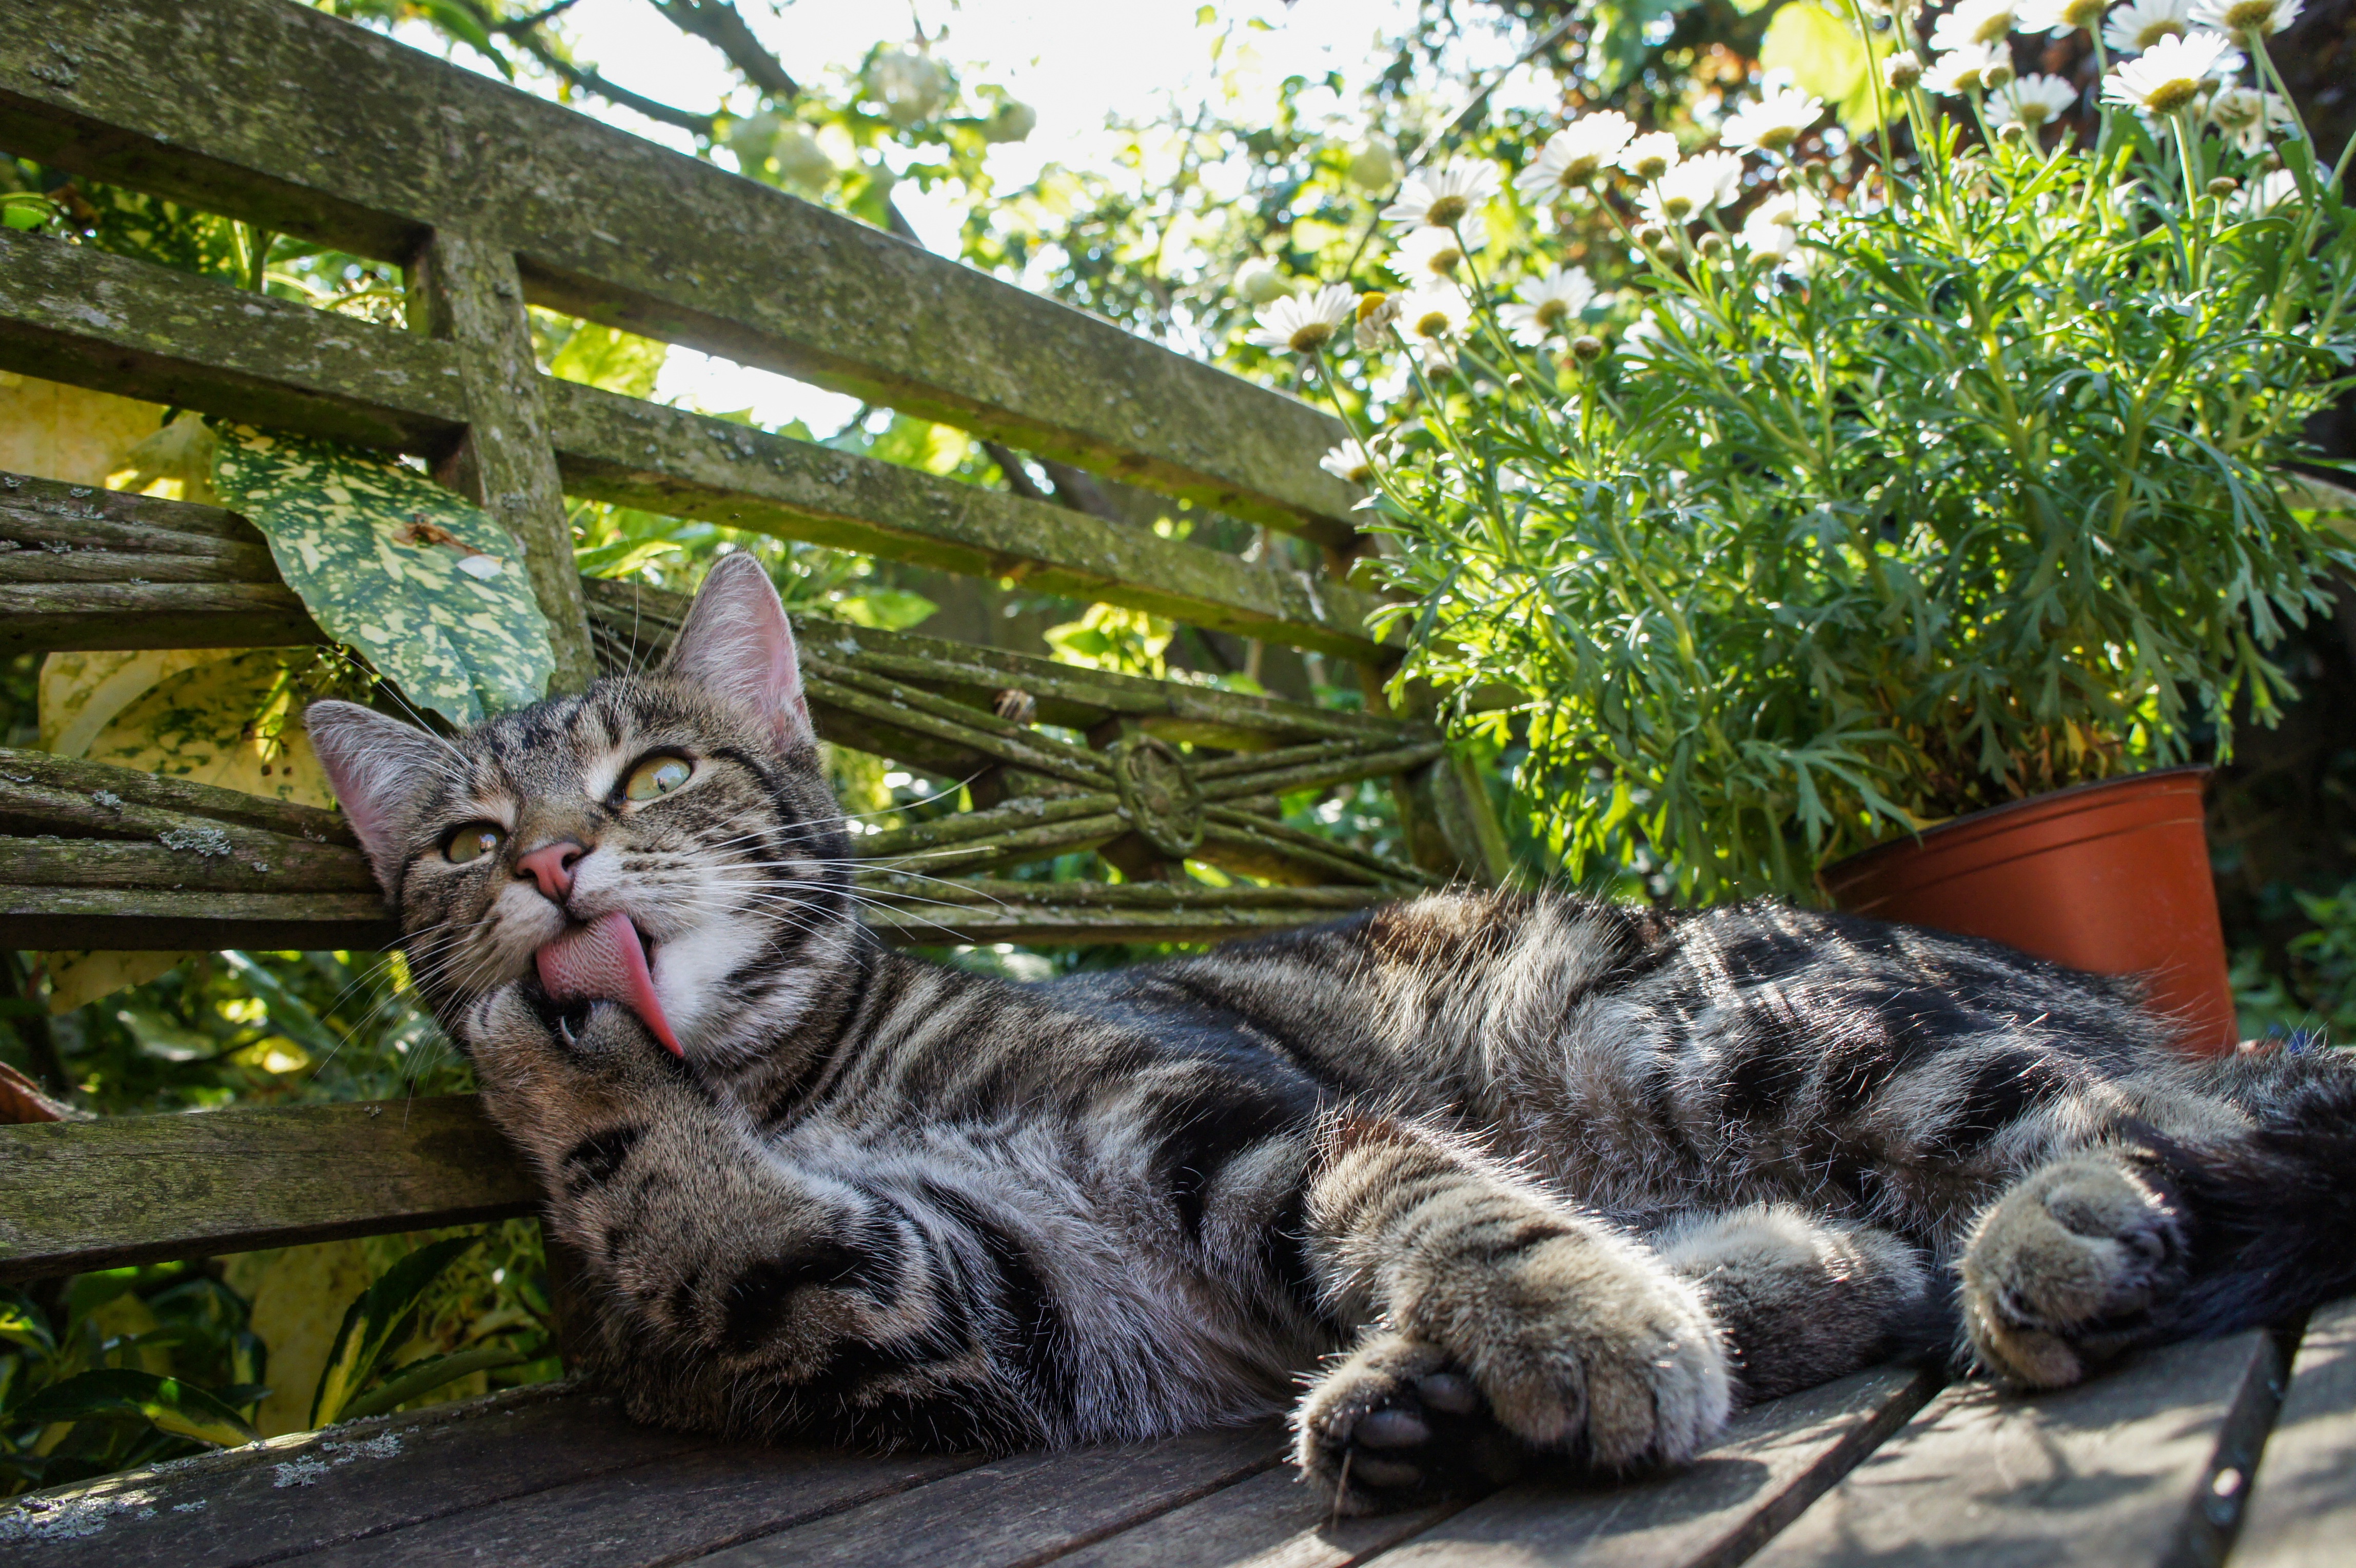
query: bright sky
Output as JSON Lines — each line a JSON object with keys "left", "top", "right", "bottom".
{"left": 397, "top": 0, "right": 1533, "bottom": 432}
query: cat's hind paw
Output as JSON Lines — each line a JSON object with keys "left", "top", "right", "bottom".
{"left": 1959, "top": 1150, "right": 2188, "bottom": 1387}
{"left": 1292, "top": 1334, "right": 1527, "bottom": 1515}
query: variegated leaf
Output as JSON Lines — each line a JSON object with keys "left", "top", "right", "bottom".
{"left": 210, "top": 425, "right": 555, "bottom": 724}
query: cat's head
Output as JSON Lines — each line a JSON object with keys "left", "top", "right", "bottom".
{"left": 306, "top": 553, "right": 856, "bottom": 1067}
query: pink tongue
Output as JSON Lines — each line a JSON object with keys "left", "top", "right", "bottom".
{"left": 535, "top": 911, "right": 683, "bottom": 1056}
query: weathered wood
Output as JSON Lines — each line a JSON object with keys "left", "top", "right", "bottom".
{"left": 0, "top": 835, "right": 377, "bottom": 893}
{"left": 802, "top": 670, "right": 1113, "bottom": 791}
{"left": 2235, "top": 1300, "right": 2356, "bottom": 1566}
{"left": 0, "top": 582, "right": 326, "bottom": 653}
{"left": 293, "top": 1444, "right": 983, "bottom": 1567}
{"left": 0, "top": 228, "right": 469, "bottom": 448}
{"left": 684, "top": 1423, "right": 1283, "bottom": 1567}
{"left": 411, "top": 230, "right": 596, "bottom": 693}
{"left": 0, "top": 745, "right": 356, "bottom": 845}
{"left": 0, "top": 1386, "right": 697, "bottom": 1567}
{"left": 1055, "top": 1462, "right": 1467, "bottom": 1568}
{"left": 0, "top": 0, "right": 1361, "bottom": 544}
{"left": 0, "top": 243, "right": 1391, "bottom": 659}
{"left": 0, "top": 471, "right": 265, "bottom": 539}
{"left": 1369, "top": 1365, "right": 1937, "bottom": 1568}
{"left": 548, "top": 382, "right": 1393, "bottom": 661}
{"left": 1745, "top": 1332, "right": 2283, "bottom": 1568}
{"left": 0, "top": 887, "right": 396, "bottom": 951}
{"left": 0, "top": 1095, "right": 534, "bottom": 1282}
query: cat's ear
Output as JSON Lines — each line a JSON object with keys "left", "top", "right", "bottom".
{"left": 305, "top": 699, "right": 456, "bottom": 888}
{"left": 661, "top": 553, "right": 815, "bottom": 750}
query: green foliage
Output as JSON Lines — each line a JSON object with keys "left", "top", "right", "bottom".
{"left": 310, "top": 1235, "right": 510, "bottom": 1426}
{"left": 1325, "top": 29, "right": 2356, "bottom": 899}
{"left": 211, "top": 425, "right": 558, "bottom": 724}
{"left": 0, "top": 1264, "right": 267, "bottom": 1494}
{"left": 2236, "top": 878, "right": 2356, "bottom": 1042}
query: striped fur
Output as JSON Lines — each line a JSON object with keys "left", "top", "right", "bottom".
{"left": 306, "top": 559, "right": 2356, "bottom": 1514}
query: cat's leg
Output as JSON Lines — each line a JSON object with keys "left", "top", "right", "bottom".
{"left": 1290, "top": 1113, "right": 1731, "bottom": 1514}
{"left": 461, "top": 988, "right": 1045, "bottom": 1451}
{"left": 1959, "top": 1052, "right": 2356, "bottom": 1388}
{"left": 1653, "top": 1204, "right": 1942, "bottom": 1403}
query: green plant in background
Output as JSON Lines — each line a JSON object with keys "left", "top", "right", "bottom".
{"left": 1292, "top": 4, "right": 2356, "bottom": 899}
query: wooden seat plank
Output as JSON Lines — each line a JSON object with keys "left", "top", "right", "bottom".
{"left": 283, "top": 1444, "right": 983, "bottom": 1567}
{"left": 2232, "top": 1299, "right": 2356, "bottom": 1566}
{"left": 1741, "top": 1331, "right": 2284, "bottom": 1568}
{"left": 1359, "top": 1363, "right": 1937, "bottom": 1568}
{"left": 0, "top": 1387, "right": 700, "bottom": 1566}
{"left": 0, "top": 1096, "right": 534, "bottom": 1283}
{"left": 683, "top": 1423, "right": 1285, "bottom": 1567}
{"left": 1049, "top": 1463, "right": 1470, "bottom": 1568}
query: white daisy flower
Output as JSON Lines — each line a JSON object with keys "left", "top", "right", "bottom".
{"left": 1379, "top": 159, "right": 1502, "bottom": 231}
{"left": 2188, "top": 0, "right": 2302, "bottom": 33}
{"left": 1930, "top": 0, "right": 2021, "bottom": 50}
{"left": 1620, "top": 312, "right": 1668, "bottom": 363}
{"left": 1352, "top": 290, "right": 1403, "bottom": 349}
{"left": 1620, "top": 131, "right": 1682, "bottom": 182}
{"left": 1245, "top": 282, "right": 1360, "bottom": 355}
{"left": 1320, "top": 440, "right": 1376, "bottom": 486}
{"left": 1737, "top": 188, "right": 1827, "bottom": 258}
{"left": 1992, "top": 73, "right": 2079, "bottom": 127}
{"left": 1925, "top": 45, "right": 2005, "bottom": 95}
{"left": 1497, "top": 265, "right": 1597, "bottom": 344}
{"left": 2230, "top": 167, "right": 2301, "bottom": 215}
{"left": 1515, "top": 113, "right": 1638, "bottom": 197}
{"left": 2016, "top": 0, "right": 2109, "bottom": 30}
{"left": 2206, "top": 83, "right": 2294, "bottom": 152}
{"left": 1389, "top": 218, "right": 1490, "bottom": 285}
{"left": 1642, "top": 150, "right": 1746, "bottom": 224}
{"left": 1399, "top": 287, "right": 1472, "bottom": 343}
{"left": 1886, "top": 51, "right": 1927, "bottom": 89}
{"left": 1720, "top": 87, "right": 1824, "bottom": 154}
{"left": 2102, "top": 29, "right": 2239, "bottom": 114}
{"left": 2103, "top": 0, "right": 2193, "bottom": 53}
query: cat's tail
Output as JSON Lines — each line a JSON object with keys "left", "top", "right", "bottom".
{"left": 2143, "top": 1046, "right": 2356, "bottom": 1338}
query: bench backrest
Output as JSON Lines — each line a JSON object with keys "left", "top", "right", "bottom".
{"left": 0, "top": 0, "right": 1504, "bottom": 1281}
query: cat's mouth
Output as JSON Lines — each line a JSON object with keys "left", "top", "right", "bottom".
{"left": 534, "top": 911, "right": 684, "bottom": 1057}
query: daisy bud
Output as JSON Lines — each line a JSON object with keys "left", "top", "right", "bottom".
{"left": 1634, "top": 221, "right": 1668, "bottom": 247}
{"left": 1885, "top": 51, "right": 1925, "bottom": 89}
{"left": 1984, "top": 60, "right": 2015, "bottom": 90}
{"left": 1569, "top": 335, "right": 1606, "bottom": 363}
{"left": 2207, "top": 175, "right": 2240, "bottom": 197}
{"left": 1697, "top": 232, "right": 1727, "bottom": 256}
{"left": 1998, "top": 121, "right": 2028, "bottom": 143}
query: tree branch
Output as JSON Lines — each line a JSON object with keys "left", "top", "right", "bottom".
{"left": 493, "top": 0, "right": 587, "bottom": 34}
{"left": 465, "top": 0, "right": 720, "bottom": 137}
{"left": 648, "top": 0, "right": 801, "bottom": 101}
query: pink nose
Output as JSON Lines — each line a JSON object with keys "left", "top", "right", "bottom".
{"left": 515, "top": 840, "right": 587, "bottom": 900}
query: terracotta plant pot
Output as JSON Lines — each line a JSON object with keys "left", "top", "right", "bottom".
{"left": 1821, "top": 767, "right": 2236, "bottom": 1054}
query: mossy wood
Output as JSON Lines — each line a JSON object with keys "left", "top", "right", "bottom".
{"left": 0, "top": 1096, "right": 535, "bottom": 1284}
{"left": 0, "top": 234, "right": 1395, "bottom": 662}
{"left": 0, "top": 0, "right": 1363, "bottom": 546}
{"left": 0, "top": 0, "right": 1507, "bottom": 1313}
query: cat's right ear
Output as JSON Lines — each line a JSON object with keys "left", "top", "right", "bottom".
{"left": 661, "top": 552, "right": 815, "bottom": 751}
{"left": 305, "top": 700, "right": 455, "bottom": 890}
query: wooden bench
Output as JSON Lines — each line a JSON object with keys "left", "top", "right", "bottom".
{"left": 4, "top": 2, "right": 2352, "bottom": 1563}
{"left": 6, "top": 1304, "right": 2348, "bottom": 1564}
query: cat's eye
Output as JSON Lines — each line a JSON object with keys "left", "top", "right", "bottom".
{"left": 444, "top": 824, "right": 505, "bottom": 865}
{"left": 624, "top": 754, "right": 693, "bottom": 802}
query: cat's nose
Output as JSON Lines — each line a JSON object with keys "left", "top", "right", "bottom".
{"left": 515, "top": 839, "right": 587, "bottom": 901}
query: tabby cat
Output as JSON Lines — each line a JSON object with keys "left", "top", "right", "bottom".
{"left": 306, "top": 554, "right": 2356, "bottom": 1513}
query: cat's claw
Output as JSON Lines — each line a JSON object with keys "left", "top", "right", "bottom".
{"left": 1960, "top": 1150, "right": 2188, "bottom": 1387}
{"left": 1294, "top": 1336, "right": 1527, "bottom": 1513}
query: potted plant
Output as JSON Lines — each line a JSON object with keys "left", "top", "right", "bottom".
{"left": 1266, "top": 0, "right": 2356, "bottom": 1048}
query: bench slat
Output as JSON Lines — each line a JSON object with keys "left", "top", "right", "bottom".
{"left": 0, "top": 240, "right": 1391, "bottom": 660}
{"left": 0, "top": 0, "right": 1358, "bottom": 543}
{"left": 1362, "top": 1363, "right": 1937, "bottom": 1568}
{"left": 689, "top": 1423, "right": 1284, "bottom": 1568}
{"left": 1743, "top": 1330, "right": 2283, "bottom": 1567}
{"left": 0, "top": 1387, "right": 692, "bottom": 1566}
{"left": 0, "top": 1096, "right": 535, "bottom": 1283}
{"left": 2233, "top": 1299, "right": 2356, "bottom": 1566}
{"left": 1051, "top": 1461, "right": 1470, "bottom": 1568}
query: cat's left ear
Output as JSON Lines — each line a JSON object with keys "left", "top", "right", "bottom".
{"left": 661, "top": 552, "right": 815, "bottom": 750}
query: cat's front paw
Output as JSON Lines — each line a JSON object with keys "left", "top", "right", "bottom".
{"left": 1298, "top": 1232, "right": 1730, "bottom": 1513}
{"left": 1293, "top": 1334, "right": 1526, "bottom": 1514}
{"left": 1960, "top": 1151, "right": 2187, "bottom": 1387}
